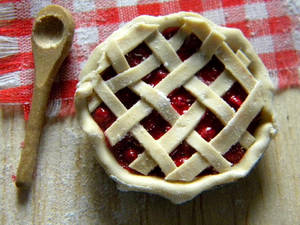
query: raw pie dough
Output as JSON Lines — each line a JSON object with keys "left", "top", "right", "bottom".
{"left": 75, "top": 12, "right": 276, "bottom": 204}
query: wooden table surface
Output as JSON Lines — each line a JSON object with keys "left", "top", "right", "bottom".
{"left": 0, "top": 88, "right": 299, "bottom": 225}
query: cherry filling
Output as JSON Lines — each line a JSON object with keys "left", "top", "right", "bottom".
{"left": 92, "top": 27, "right": 261, "bottom": 177}
{"left": 177, "top": 33, "right": 202, "bottom": 61}
{"left": 92, "top": 103, "right": 116, "bottom": 131}
{"left": 196, "top": 56, "right": 225, "bottom": 85}
{"left": 222, "top": 82, "right": 247, "bottom": 111}
{"left": 224, "top": 143, "right": 246, "bottom": 164}
{"left": 125, "top": 42, "right": 152, "bottom": 67}
{"left": 170, "top": 142, "right": 196, "bottom": 167}
{"left": 101, "top": 66, "right": 117, "bottom": 81}
{"left": 105, "top": 135, "right": 144, "bottom": 172}
{"left": 140, "top": 110, "right": 171, "bottom": 140}
{"left": 247, "top": 112, "right": 261, "bottom": 135}
{"left": 115, "top": 87, "right": 140, "bottom": 109}
{"left": 195, "top": 110, "right": 224, "bottom": 142}
{"left": 168, "top": 87, "right": 195, "bottom": 115}
{"left": 143, "top": 65, "right": 168, "bottom": 87}
{"left": 162, "top": 27, "right": 179, "bottom": 40}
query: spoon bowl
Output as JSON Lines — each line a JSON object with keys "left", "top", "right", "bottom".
{"left": 34, "top": 15, "right": 64, "bottom": 48}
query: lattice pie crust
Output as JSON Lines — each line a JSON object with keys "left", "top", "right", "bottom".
{"left": 75, "top": 12, "right": 276, "bottom": 204}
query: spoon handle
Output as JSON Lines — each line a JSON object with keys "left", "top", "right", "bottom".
{"left": 16, "top": 84, "right": 51, "bottom": 188}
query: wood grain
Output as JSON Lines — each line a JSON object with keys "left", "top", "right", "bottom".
{"left": 0, "top": 88, "right": 299, "bottom": 225}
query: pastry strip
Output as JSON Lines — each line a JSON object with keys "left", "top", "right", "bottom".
{"left": 145, "top": 30, "right": 181, "bottom": 71}
{"left": 216, "top": 43, "right": 256, "bottom": 93}
{"left": 116, "top": 23, "right": 159, "bottom": 55}
{"left": 106, "top": 40, "right": 130, "bottom": 73}
{"left": 106, "top": 55, "right": 161, "bottom": 93}
{"left": 166, "top": 153, "right": 209, "bottom": 181}
{"left": 132, "top": 81, "right": 179, "bottom": 124}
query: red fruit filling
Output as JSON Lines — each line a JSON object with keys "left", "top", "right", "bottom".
{"left": 223, "top": 82, "right": 247, "bottom": 111}
{"left": 149, "top": 166, "right": 165, "bottom": 177}
{"left": 162, "top": 27, "right": 179, "bottom": 40}
{"left": 115, "top": 87, "right": 140, "bottom": 109}
{"left": 140, "top": 110, "right": 171, "bottom": 140}
{"left": 170, "top": 142, "right": 196, "bottom": 167}
{"left": 124, "top": 148, "right": 139, "bottom": 163}
{"left": 92, "top": 103, "right": 116, "bottom": 131}
{"left": 168, "top": 87, "right": 195, "bottom": 115}
{"left": 196, "top": 110, "right": 224, "bottom": 142}
{"left": 143, "top": 65, "right": 168, "bottom": 87}
{"left": 196, "top": 56, "right": 225, "bottom": 85}
{"left": 198, "top": 167, "right": 219, "bottom": 177}
{"left": 177, "top": 34, "right": 202, "bottom": 61}
{"left": 224, "top": 143, "right": 246, "bottom": 164}
{"left": 91, "top": 29, "right": 261, "bottom": 178}
{"left": 126, "top": 43, "right": 152, "bottom": 67}
{"left": 101, "top": 66, "right": 117, "bottom": 81}
{"left": 105, "top": 135, "right": 144, "bottom": 172}
{"left": 247, "top": 112, "right": 261, "bottom": 135}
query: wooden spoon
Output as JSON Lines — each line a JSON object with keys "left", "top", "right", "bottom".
{"left": 16, "top": 5, "right": 75, "bottom": 188}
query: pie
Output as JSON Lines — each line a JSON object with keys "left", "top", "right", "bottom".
{"left": 75, "top": 12, "right": 276, "bottom": 204}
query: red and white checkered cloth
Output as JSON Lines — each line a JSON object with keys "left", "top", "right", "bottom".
{"left": 0, "top": 0, "right": 299, "bottom": 119}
